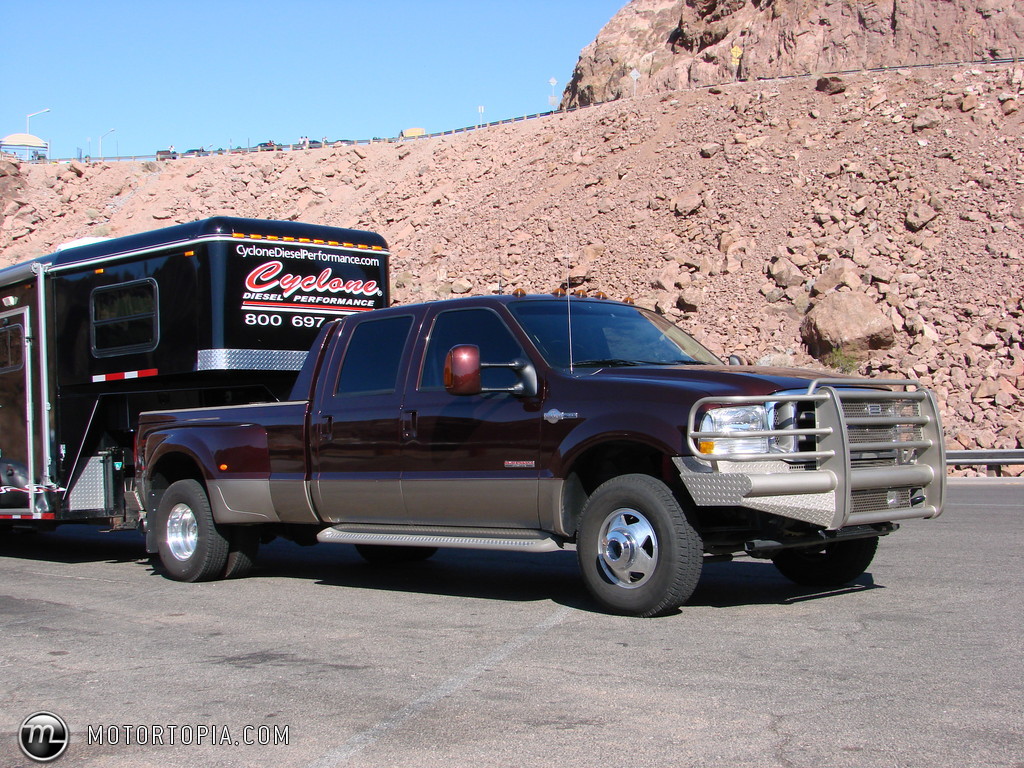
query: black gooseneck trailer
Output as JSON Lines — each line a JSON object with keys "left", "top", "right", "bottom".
{"left": 0, "top": 217, "right": 389, "bottom": 530}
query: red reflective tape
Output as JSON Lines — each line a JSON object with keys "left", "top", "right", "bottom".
{"left": 92, "top": 369, "right": 159, "bottom": 383}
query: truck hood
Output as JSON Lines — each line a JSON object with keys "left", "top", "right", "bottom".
{"left": 582, "top": 364, "right": 855, "bottom": 397}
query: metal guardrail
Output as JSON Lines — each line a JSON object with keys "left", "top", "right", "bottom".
{"left": 946, "top": 449, "right": 1024, "bottom": 477}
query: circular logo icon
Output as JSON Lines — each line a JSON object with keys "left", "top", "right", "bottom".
{"left": 18, "top": 711, "right": 69, "bottom": 762}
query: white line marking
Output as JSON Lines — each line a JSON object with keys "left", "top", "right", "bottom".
{"left": 306, "top": 605, "right": 572, "bottom": 767}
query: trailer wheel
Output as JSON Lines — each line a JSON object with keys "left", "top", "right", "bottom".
{"left": 577, "top": 474, "right": 702, "bottom": 617}
{"left": 156, "top": 479, "right": 229, "bottom": 582}
{"left": 223, "top": 526, "right": 260, "bottom": 579}
{"left": 771, "top": 536, "right": 879, "bottom": 587}
{"left": 354, "top": 544, "right": 437, "bottom": 565}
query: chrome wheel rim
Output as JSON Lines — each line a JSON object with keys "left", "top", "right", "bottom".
{"left": 597, "top": 508, "right": 658, "bottom": 589}
{"left": 166, "top": 503, "right": 198, "bottom": 562}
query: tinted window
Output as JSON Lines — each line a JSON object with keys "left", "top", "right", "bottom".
{"left": 508, "top": 300, "right": 721, "bottom": 368}
{"left": 336, "top": 315, "right": 413, "bottom": 395}
{"left": 421, "top": 308, "right": 522, "bottom": 389}
{"left": 91, "top": 279, "right": 158, "bottom": 356}
{"left": 0, "top": 325, "right": 24, "bottom": 373}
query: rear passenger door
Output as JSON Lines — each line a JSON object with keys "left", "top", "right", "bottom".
{"left": 399, "top": 305, "right": 543, "bottom": 527}
{"left": 310, "top": 313, "right": 416, "bottom": 523}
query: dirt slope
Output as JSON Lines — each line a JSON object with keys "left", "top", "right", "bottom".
{"left": 1, "top": 63, "right": 1022, "bottom": 463}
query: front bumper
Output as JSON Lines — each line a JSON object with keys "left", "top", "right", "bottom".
{"left": 676, "top": 378, "right": 946, "bottom": 530}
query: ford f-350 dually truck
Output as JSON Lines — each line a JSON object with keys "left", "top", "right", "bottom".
{"left": 137, "top": 293, "right": 945, "bottom": 616}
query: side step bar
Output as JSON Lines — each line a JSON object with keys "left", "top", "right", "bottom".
{"left": 317, "top": 524, "right": 566, "bottom": 553}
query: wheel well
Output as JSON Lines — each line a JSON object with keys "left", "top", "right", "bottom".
{"left": 148, "top": 453, "right": 206, "bottom": 505}
{"left": 562, "top": 440, "right": 680, "bottom": 536}
{"left": 570, "top": 440, "right": 669, "bottom": 495}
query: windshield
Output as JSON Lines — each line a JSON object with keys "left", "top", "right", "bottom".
{"left": 508, "top": 299, "right": 723, "bottom": 369}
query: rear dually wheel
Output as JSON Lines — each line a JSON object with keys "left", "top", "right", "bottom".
{"left": 155, "top": 479, "right": 229, "bottom": 582}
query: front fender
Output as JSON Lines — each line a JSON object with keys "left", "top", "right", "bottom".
{"left": 550, "top": 410, "right": 687, "bottom": 476}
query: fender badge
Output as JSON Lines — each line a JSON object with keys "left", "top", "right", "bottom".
{"left": 544, "top": 408, "right": 579, "bottom": 424}
{"left": 504, "top": 460, "right": 536, "bottom": 469}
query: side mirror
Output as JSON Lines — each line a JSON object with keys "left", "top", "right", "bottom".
{"left": 728, "top": 354, "right": 745, "bottom": 366}
{"left": 444, "top": 344, "right": 539, "bottom": 398}
{"left": 444, "top": 345, "right": 482, "bottom": 395}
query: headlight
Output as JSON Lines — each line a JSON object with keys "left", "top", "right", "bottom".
{"left": 698, "top": 405, "right": 770, "bottom": 456}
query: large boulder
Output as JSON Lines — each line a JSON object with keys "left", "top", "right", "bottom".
{"left": 800, "top": 292, "right": 895, "bottom": 360}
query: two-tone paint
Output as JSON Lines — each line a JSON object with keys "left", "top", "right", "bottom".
{"left": 138, "top": 294, "right": 945, "bottom": 556}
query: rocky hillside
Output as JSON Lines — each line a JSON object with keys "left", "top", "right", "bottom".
{"left": 562, "top": 0, "right": 1024, "bottom": 107}
{"left": 1, "top": 63, "right": 1023, "bottom": 467}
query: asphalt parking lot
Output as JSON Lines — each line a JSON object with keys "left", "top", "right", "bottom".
{"left": 1, "top": 478, "right": 1021, "bottom": 768}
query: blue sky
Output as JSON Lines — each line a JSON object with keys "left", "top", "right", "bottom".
{"left": 3, "top": 0, "right": 627, "bottom": 160}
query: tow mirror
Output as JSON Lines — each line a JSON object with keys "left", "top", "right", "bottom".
{"left": 445, "top": 345, "right": 482, "bottom": 395}
{"left": 444, "top": 344, "right": 538, "bottom": 398}
{"left": 728, "top": 354, "right": 745, "bottom": 366}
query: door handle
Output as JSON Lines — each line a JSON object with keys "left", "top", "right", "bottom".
{"left": 401, "top": 410, "right": 417, "bottom": 441}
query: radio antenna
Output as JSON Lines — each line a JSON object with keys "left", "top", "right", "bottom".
{"left": 566, "top": 254, "right": 574, "bottom": 374}
{"left": 497, "top": 211, "right": 504, "bottom": 295}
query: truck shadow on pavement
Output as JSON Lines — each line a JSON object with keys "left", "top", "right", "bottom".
{"left": 256, "top": 538, "right": 884, "bottom": 614}
{"left": 0, "top": 525, "right": 147, "bottom": 565}
{"left": 0, "top": 526, "right": 883, "bottom": 614}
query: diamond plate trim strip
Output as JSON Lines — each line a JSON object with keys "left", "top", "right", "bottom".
{"left": 197, "top": 348, "right": 308, "bottom": 371}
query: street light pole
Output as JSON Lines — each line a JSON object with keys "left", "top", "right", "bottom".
{"left": 99, "top": 128, "right": 115, "bottom": 161}
{"left": 26, "top": 108, "right": 50, "bottom": 134}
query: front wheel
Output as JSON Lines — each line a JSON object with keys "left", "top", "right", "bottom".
{"left": 577, "top": 474, "right": 702, "bottom": 617}
{"left": 771, "top": 536, "right": 879, "bottom": 587}
{"left": 155, "top": 479, "right": 229, "bottom": 582}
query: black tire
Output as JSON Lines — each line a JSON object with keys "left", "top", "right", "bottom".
{"left": 771, "top": 536, "right": 879, "bottom": 587}
{"left": 577, "top": 474, "right": 702, "bottom": 617}
{"left": 223, "top": 526, "right": 260, "bottom": 579}
{"left": 155, "top": 479, "right": 229, "bottom": 582}
{"left": 354, "top": 544, "right": 438, "bottom": 565}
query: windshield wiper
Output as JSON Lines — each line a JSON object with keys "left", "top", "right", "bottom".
{"left": 572, "top": 358, "right": 645, "bottom": 367}
{"left": 572, "top": 358, "right": 705, "bottom": 368}
{"left": 644, "top": 359, "right": 706, "bottom": 365}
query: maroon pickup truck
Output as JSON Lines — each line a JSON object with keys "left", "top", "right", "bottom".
{"left": 137, "top": 294, "right": 945, "bottom": 616}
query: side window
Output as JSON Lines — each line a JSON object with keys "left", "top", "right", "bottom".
{"left": 91, "top": 279, "right": 158, "bottom": 357}
{"left": 336, "top": 315, "right": 413, "bottom": 396}
{"left": 421, "top": 308, "right": 522, "bottom": 390}
{"left": 0, "top": 325, "right": 24, "bottom": 373}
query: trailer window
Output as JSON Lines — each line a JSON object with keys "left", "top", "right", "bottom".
{"left": 91, "top": 279, "right": 159, "bottom": 356}
{"left": 0, "top": 324, "right": 24, "bottom": 373}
